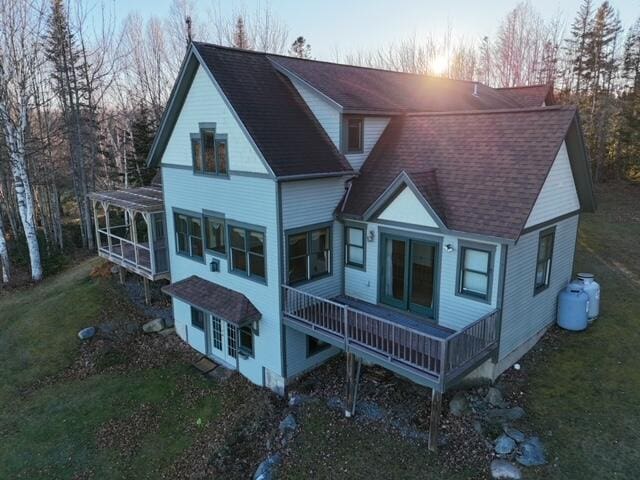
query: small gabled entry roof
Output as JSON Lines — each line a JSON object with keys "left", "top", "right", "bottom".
{"left": 162, "top": 276, "right": 261, "bottom": 326}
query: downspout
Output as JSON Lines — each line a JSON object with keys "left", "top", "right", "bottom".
{"left": 276, "top": 180, "right": 288, "bottom": 381}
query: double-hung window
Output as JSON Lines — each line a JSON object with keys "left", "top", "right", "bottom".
{"left": 345, "top": 117, "right": 363, "bottom": 153}
{"left": 287, "top": 226, "right": 331, "bottom": 284}
{"left": 174, "top": 211, "right": 203, "bottom": 260}
{"left": 191, "top": 307, "right": 205, "bottom": 331}
{"left": 345, "top": 226, "right": 365, "bottom": 268}
{"left": 191, "top": 124, "right": 229, "bottom": 176}
{"left": 230, "top": 225, "right": 266, "bottom": 281}
{"left": 204, "top": 215, "right": 226, "bottom": 255}
{"left": 458, "top": 244, "right": 493, "bottom": 301}
{"left": 534, "top": 228, "right": 555, "bottom": 294}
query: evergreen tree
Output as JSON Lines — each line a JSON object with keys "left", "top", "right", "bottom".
{"left": 128, "top": 104, "right": 156, "bottom": 187}
{"left": 566, "top": 0, "right": 593, "bottom": 94}
{"left": 289, "top": 36, "right": 312, "bottom": 59}
{"left": 232, "top": 16, "right": 251, "bottom": 49}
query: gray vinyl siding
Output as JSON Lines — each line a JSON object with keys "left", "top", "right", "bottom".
{"left": 345, "top": 116, "right": 391, "bottom": 171}
{"left": 163, "top": 165, "right": 282, "bottom": 384}
{"left": 281, "top": 177, "right": 347, "bottom": 299}
{"left": 345, "top": 223, "right": 502, "bottom": 331}
{"left": 285, "top": 327, "right": 339, "bottom": 379}
{"left": 288, "top": 77, "right": 341, "bottom": 148}
{"left": 499, "top": 214, "right": 579, "bottom": 360}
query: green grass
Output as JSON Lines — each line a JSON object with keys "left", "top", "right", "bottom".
{"left": 524, "top": 184, "right": 640, "bottom": 479}
{"left": 0, "top": 260, "right": 220, "bottom": 479}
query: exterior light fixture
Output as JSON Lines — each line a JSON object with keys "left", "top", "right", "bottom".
{"left": 444, "top": 244, "right": 455, "bottom": 253}
{"left": 367, "top": 229, "right": 375, "bottom": 242}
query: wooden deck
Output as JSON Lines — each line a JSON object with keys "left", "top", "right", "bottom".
{"left": 282, "top": 285, "right": 500, "bottom": 391}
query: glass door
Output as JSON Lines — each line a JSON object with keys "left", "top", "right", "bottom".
{"left": 380, "top": 235, "right": 437, "bottom": 317}
{"left": 207, "top": 315, "right": 236, "bottom": 366}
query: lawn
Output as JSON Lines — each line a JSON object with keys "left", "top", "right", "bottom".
{"left": 0, "top": 261, "right": 222, "bottom": 479}
{"left": 0, "top": 184, "right": 638, "bottom": 479}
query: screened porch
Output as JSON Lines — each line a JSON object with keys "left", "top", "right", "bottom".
{"left": 88, "top": 185, "right": 169, "bottom": 281}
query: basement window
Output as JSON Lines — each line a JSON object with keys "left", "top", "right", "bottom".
{"left": 191, "top": 307, "right": 205, "bottom": 331}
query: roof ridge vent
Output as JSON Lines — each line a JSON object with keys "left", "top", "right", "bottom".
{"left": 472, "top": 82, "right": 479, "bottom": 97}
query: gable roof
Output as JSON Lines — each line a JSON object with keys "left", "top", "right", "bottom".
{"left": 496, "top": 84, "right": 554, "bottom": 107}
{"left": 341, "top": 105, "right": 592, "bottom": 240}
{"left": 148, "top": 43, "right": 353, "bottom": 178}
{"left": 269, "top": 55, "right": 523, "bottom": 113}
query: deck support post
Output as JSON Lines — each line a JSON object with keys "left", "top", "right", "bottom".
{"left": 344, "top": 352, "right": 361, "bottom": 418}
{"left": 143, "top": 277, "right": 151, "bottom": 305}
{"left": 428, "top": 389, "right": 443, "bottom": 452}
{"left": 118, "top": 265, "right": 125, "bottom": 285}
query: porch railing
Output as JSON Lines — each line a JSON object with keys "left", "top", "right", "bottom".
{"left": 282, "top": 285, "right": 499, "bottom": 387}
{"left": 98, "top": 226, "right": 154, "bottom": 275}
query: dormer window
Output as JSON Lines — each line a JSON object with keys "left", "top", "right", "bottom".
{"left": 191, "top": 123, "right": 229, "bottom": 176}
{"left": 346, "top": 117, "right": 363, "bottom": 154}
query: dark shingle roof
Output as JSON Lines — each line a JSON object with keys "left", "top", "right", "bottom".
{"left": 496, "top": 84, "right": 554, "bottom": 107}
{"left": 269, "top": 56, "right": 523, "bottom": 113}
{"left": 162, "top": 275, "right": 261, "bottom": 326}
{"left": 193, "top": 42, "right": 352, "bottom": 177}
{"left": 341, "top": 106, "right": 578, "bottom": 240}
{"left": 88, "top": 186, "right": 164, "bottom": 213}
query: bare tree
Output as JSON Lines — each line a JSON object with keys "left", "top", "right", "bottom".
{"left": 0, "top": 0, "right": 46, "bottom": 281}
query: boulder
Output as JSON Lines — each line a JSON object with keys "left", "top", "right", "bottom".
{"left": 77, "top": 327, "right": 96, "bottom": 340}
{"left": 485, "top": 387, "right": 505, "bottom": 407}
{"left": 288, "top": 394, "right": 308, "bottom": 407}
{"left": 448, "top": 392, "right": 469, "bottom": 417}
{"left": 279, "top": 414, "right": 297, "bottom": 438}
{"left": 494, "top": 434, "right": 517, "bottom": 455}
{"left": 490, "top": 459, "right": 522, "bottom": 479}
{"left": 516, "top": 437, "right": 547, "bottom": 466}
{"left": 326, "top": 396, "right": 343, "bottom": 411}
{"left": 253, "top": 453, "right": 282, "bottom": 480}
{"left": 142, "top": 318, "right": 165, "bottom": 333}
{"left": 486, "top": 406, "right": 525, "bottom": 423}
{"left": 504, "top": 426, "right": 526, "bottom": 443}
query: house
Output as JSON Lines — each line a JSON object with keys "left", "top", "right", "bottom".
{"left": 89, "top": 42, "right": 595, "bottom": 450}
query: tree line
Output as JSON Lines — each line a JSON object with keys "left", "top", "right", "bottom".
{"left": 0, "top": 0, "right": 638, "bottom": 284}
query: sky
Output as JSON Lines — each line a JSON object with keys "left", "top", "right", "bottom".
{"left": 107, "top": 0, "right": 639, "bottom": 60}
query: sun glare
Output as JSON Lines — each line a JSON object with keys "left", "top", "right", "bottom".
{"left": 431, "top": 55, "right": 449, "bottom": 76}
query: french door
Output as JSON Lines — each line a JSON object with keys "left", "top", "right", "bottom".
{"left": 380, "top": 234, "right": 437, "bottom": 317}
{"left": 206, "top": 315, "right": 237, "bottom": 367}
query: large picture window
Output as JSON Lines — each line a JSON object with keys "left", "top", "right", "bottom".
{"left": 287, "top": 226, "right": 331, "bottom": 284}
{"left": 345, "top": 226, "right": 365, "bottom": 268}
{"left": 535, "top": 228, "right": 555, "bottom": 294}
{"left": 458, "top": 244, "right": 493, "bottom": 301}
{"left": 230, "top": 225, "right": 266, "bottom": 281}
{"left": 174, "top": 211, "right": 203, "bottom": 260}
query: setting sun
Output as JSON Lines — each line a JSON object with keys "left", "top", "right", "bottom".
{"left": 431, "top": 54, "right": 449, "bottom": 76}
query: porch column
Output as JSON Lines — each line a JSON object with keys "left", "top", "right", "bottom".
{"left": 428, "top": 388, "right": 443, "bottom": 452}
{"left": 144, "top": 212, "right": 156, "bottom": 274}
{"left": 344, "top": 352, "right": 361, "bottom": 418}
{"left": 104, "top": 203, "right": 113, "bottom": 254}
{"left": 129, "top": 209, "right": 140, "bottom": 268}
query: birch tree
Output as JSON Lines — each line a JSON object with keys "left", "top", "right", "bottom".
{"left": 0, "top": 0, "right": 45, "bottom": 281}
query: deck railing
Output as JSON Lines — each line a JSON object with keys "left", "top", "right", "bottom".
{"left": 282, "top": 285, "right": 499, "bottom": 386}
{"left": 98, "top": 226, "right": 155, "bottom": 275}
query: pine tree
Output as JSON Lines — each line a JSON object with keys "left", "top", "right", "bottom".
{"left": 128, "top": 104, "right": 156, "bottom": 187}
{"left": 620, "top": 18, "right": 640, "bottom": 179}
{"left": 289, "top": 36, "right": 312, "bottom": 59}
{"left": 232, "top": 16, "right": 251, "bottom": 49}
{"left": 566, "top": 0, "right": 593, "bottom": 94}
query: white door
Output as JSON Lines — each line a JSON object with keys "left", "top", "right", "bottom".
{"left": 207, "top": 315, "right": 237, "bottom": 367}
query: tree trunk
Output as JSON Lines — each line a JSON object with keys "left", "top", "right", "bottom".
{"left": 0, "top": 205, "right": 11, "bottom": 284}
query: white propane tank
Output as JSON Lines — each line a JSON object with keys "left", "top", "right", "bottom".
{"left": 577, "top": 273, "right": 600, "bottom": 321}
